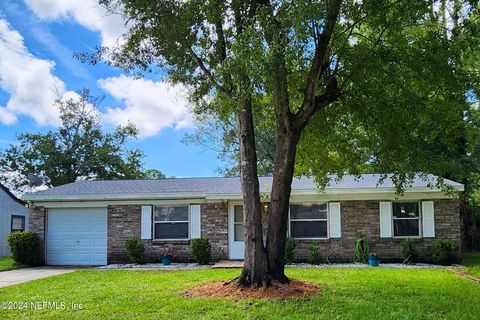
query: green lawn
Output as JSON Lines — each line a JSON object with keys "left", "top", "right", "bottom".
{"left": 0, "top": 257, "right": 23, "bottom": 272}
{"left": 0, "top": 268, "right": 479, "bottom": 319}
{"left": 463, "top": 251, "right": 480, "bottom": 278}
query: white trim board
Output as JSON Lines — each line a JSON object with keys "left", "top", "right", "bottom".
{"left": 30, "top": 191, "right": 459, "bottom": 208}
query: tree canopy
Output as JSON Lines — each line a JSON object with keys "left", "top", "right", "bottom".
{"left": 92, "top": 0, "right": 480, "bottom": 286}
{"left": 0, "top": 89, "right": 145, "bottom": 193}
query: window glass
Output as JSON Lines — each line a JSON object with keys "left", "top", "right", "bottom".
{"left": 290, "top": 204, "right": 327, "bottom": 219}
{"left": 154, "top": 205, "right": 189, "bottom": 239}
{"left": 393, "top": 203, "right": 419, "bottom": 218}
{"left": 234, "top": 224, "right": 244, "bottom": 241}
{"left": 393, "top": 220, "right": 420, "bottom": 237}
{"left": 154, "top": 223, "right": 188, "bottom": 239}
{"left": 291, "top": 221, "right": 328, "bottom": 238}
{"left": 234, "top": 205, "right": 243, "bottom": 223}
{"left": 392, "top": 202, "right": 420, "bottom": 237}
{"left": 11, "top": 216, "right": 25, "bottom": 232}
{"left": 154, "top": 206, "right": 188, "bottom": 222}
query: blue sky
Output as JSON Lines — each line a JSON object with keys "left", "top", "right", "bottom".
{"left": 0, "top": 0, "right": 223, "bottom": 177}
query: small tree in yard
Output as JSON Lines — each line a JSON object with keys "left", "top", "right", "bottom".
{"left": 89, "top": 0, "right": 479, "bottom": 288}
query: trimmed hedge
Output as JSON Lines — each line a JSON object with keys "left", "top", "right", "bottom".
{"left": 401, "top": 238, "right": 417, "bottom": 263}
{"left": 432, "top": 239, "right": 460, "bottom": 265}
{"left": 190, "top": 238, "right": 211, "bottom": 265}
{"left": 354, "top": 238, "right": 370, "bottom": 264}
{"left": 125, "top": 237, "right": 146, "bottom": 264}
{"left": 285, "top": 238, "right": 297, "bottom": 263}
{"left": 8, "top": 231, "right": 43, "bottom": 266}
{"left": 308, "top": 242, "right": 321, "bottom": 264}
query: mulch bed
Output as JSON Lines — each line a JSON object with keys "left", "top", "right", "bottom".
{"left": 183, "top": 279, "right": 321, "bottom": 300}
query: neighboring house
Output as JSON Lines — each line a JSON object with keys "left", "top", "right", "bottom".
{"left": 23, "top": 174, "right": 463, "bottom": 266}
{"left": 0, "top": 183, "right": 28, "bottom": 257}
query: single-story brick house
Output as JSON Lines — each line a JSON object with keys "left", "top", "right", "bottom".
{"left": 0, "top": 183, "right": 29, "bottom": 257}
{"left": 24, "top": 174, "right": 463, "bottom": 265}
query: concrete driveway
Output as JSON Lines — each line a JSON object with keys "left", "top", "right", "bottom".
{"left": 0, "top": 267, "right": 78, "bottom": 288}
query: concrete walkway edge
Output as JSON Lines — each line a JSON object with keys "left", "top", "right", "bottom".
{"left": 0, "top": 267, "right": 78, "bottom": 288}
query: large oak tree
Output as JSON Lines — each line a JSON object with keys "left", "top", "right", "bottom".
{"left": 93, "top": 0, "right": 479, "bottom": 287}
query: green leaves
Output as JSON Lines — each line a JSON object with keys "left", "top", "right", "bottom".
{"left": 0, "top": 89, "right": 145, "bottom": 191}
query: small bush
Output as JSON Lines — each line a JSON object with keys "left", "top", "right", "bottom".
{"left": 401, "top": 239, "right": 417, "bottom": 263}
{"left": 8, "top": 231, "right": 42, "bottom": 265}
{"left": 432, "top": 239, "right": 460, "bottom": 265}
{"left": 285, "top": 238, "right": 297, "bottom": 263}
{"left": 125, "top": 237, "right": 146, "bottom": 264}
{"left": 308, "top": 242, "right": 321, "bottom": 264}
{"left": 190, "top": 237, "right": 211, "bottom": 265}
{"left": 354, "top": 238, "right": 370, "bottom": 264}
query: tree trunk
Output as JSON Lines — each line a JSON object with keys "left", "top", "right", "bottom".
{"left": 237, "top": 95, "right": 271, "bottom": 288}
{"left": 266, "top": 130, "right": 301, "bottom": 282}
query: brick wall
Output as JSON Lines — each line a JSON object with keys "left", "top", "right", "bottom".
{"left": 107, "top": 203, "right": 229, "bottom": 263}
{"left": 293, "top": 199, "right": 461, "bottom": 262}
{"left": 29, "top": 198, "right": 461, "bottom": 265}
{"left": 28, "top": 205, "right": 46, "bottom": 264}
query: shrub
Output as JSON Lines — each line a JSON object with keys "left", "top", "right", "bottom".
{"left": 190, "top": 237, "right": 211, "bottom": 265}
{"left": 432, "top": 239, "right": 460, "bottom": 265}
{"left": 7, "top": 231, "right": 42, "bottom": 265}
{"left": 308, "top": 242, "right": 321, "bottom": 264}
{"left": 354, "top": 238, "right": 370, "bottom": 264}
{"left": 125, "top": 237, "right": 146, "bottom": 264}
{"left": 401, "top": 238, "right": 417, "bottom": 263}
{"left": 285, "top": 238, "right": 297, "bottom": 263}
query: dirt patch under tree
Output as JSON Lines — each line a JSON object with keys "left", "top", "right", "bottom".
{"left": 184, "top": 279, "right": 321, "bottom": 300}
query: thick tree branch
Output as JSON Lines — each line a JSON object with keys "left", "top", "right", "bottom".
{"left": 293, "top": 0, "right": 342, "bottom": 131}
{"left": 188, "top": 47, "right": 225, "bottom": 92}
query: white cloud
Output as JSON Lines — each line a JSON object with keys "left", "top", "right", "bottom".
{"left": 0, "top": 19, "right": 66, "bottom": 126}
{"left": 23, "top": 0, "right": 125, "bottom": 47}
{"left": 98, "top": 75, "right": 193, "bottom": 138}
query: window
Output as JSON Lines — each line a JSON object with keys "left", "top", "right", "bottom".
{"left": 11, "top": 215, "right": 25, "bottom": 233}
{"left": 392, "top": 202, "right": 420, "bottom": 237}
{"left": 154, "top": 205, "right": 189, "bottom": 240}
{"left": 290, "top": 203, "right": 328, "bottom": 239}
{"left": 233, "top": 205, "right": 244, "bottom": 241}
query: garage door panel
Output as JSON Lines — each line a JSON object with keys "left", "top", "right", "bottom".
{"left": 47, "top": 208, "right": 107, "bottom": 266}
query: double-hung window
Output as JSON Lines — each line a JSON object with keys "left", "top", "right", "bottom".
{"left": 11, "top": 215, "right": 25, "bottom": 233}
{"left": 392, "top": 202, "right": 420, "bottom": 237}
{"left": 154, "top": 205, "right": 189, "bottom": 240}
{"left": 290, "top": 203, "right": 328, "bottom": 239}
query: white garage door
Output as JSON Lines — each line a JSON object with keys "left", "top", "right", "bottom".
{"left": 47, "top": 208, "right": 107, "bottom": 266}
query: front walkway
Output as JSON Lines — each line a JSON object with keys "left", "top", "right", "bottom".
{"left": 212, "top": 260, "right": 244, "bottom": 268}
{"left": 0, "top": 267, "right": 78, "bottom": 288}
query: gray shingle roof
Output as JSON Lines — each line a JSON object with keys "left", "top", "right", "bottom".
{"left": 24, "top": 174, "right": 463, "bottom": 201}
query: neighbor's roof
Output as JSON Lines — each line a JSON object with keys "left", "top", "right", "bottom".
{"left": 23, "top": 174, "right": 463, "bottom": 202}
{"left": 0, "top": 183, "right": 26, "bottom": 205}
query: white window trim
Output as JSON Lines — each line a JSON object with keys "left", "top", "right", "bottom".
{"left": 391, "top": 201, "right": 423, "bottom": 239}
{"left": 153, "top": 204, "right": 190, "bottom": 241}
{"left": 288, "top": 202, "right": 329, "bottom": 240}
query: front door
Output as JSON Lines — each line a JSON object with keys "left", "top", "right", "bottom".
{"left": 228, "top": 203, "right": 244, "bottom": 259}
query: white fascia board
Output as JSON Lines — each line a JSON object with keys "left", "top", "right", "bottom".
{"left": 206, "top": 186, "right": 463, "bottom": 200}
{"left": 26, "top": 185, "right": 463, "bottom": 204}
{"left": 24, "top": 191, "right": 207, "bottom": 202}
{"left": 32, "top": 198, "right": 218, "bottom": 208}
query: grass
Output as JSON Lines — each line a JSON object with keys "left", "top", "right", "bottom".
{"left": 0, "top": 257, "right": 23, "bottom": 272}
{"left": 463, "top": 251, "right": 480, "bottom": 278}
{"left": 0, "top": 268, "right": 479, "bottom": 319}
